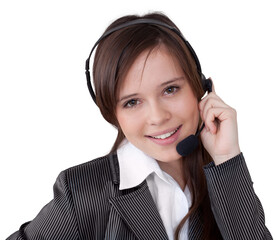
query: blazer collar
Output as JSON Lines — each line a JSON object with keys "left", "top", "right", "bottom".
{"left": 108, "top": 153, "right": 120, "bottom": 185}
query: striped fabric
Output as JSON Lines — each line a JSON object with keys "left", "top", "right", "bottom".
{"left": 7, "top": 153, "right": 272, "bottom": 240}
{"left": 204, "top": 154, "right": 272, "bottom": 239}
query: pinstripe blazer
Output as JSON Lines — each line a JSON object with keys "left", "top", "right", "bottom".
{"left": 7, "top": 153, "right": 272, "bottom": 240}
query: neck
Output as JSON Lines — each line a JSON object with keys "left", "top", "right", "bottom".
{"left": 157, "top": 158, "right": 185, "bottom": 190}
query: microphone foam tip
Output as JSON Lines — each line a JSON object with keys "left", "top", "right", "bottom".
{"left": 176, "top": 135, "right": 199, "bottom": 157}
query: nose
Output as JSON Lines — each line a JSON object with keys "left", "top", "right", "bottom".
{"left": 146, "top": 101, "right": 171, "bottom": 126}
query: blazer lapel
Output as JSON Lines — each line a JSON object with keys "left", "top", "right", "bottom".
{"left": 109, "top": 181, "right": 169, "bottom": 240}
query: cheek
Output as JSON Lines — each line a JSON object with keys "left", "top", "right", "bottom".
{"left": 116, "top": 110, "right": 144, "bottom": 138}
{"left": 173, "top": 93, "right": 199, "bottom": 121}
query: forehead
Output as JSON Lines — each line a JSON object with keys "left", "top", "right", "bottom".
{"left": 118, "top": 44, "right": 183, "bottom": 95}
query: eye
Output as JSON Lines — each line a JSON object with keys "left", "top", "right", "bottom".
{"left": 164, "top": 86, "right": 179, "bottom": 95}
{"left": 123, "top": 99, "right": 141, "bottom": 108}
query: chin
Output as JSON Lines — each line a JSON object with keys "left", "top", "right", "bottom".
{"left": 150, "top": 149, "right": 182, "bottom": 163}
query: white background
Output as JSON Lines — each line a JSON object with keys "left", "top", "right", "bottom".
{"left": 1, "top": 0, "right": 276, "bottom": 238}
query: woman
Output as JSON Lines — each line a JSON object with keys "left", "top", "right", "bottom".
{"left": 7, "top": 12, "right": 272, "bottom": 240}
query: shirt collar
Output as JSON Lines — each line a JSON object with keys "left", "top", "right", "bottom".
{"left": 117, "top": 140, "right": 170, "bottom": 190}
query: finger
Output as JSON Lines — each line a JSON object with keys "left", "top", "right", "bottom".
{"left": 199, "top": 91, "right": 224, "bottom": 112}
{"left": 199, "top": 94, "right": 228, "bottom": 121}
{"left": 203, "top": 107, "right": 230, "bottom": 134}
{"left": 204, "top": 107, "right": 234, "bottom": 134}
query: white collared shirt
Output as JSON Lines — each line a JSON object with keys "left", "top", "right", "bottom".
{"left": 117, "top": 140, "right": 191, "bottom": 240}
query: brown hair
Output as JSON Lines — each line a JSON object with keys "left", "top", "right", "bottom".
{"left": 93, "top": 12, "right": 221, "bottom": 239}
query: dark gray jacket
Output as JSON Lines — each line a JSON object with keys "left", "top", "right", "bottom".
{"left": 7, "top": 153, "right": 272, "bottom": 239}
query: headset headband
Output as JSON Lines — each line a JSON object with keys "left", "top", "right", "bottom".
{"left": 85, "top": 18, "right": 207, "bottom": 105}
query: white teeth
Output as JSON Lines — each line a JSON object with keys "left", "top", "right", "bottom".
{"left": 152, "top": 128, "right": 178, "bottom": 139}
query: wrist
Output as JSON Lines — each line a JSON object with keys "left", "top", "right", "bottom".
{"left": 213, "top": 148, "right": 241, "bottom": 166}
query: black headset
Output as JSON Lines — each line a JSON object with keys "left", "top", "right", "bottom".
{"left": 85, "top": 18, "right": 212, "bottom": 157}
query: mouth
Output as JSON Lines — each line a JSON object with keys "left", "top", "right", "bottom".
{"left": 146, "top": 125, "right": 182, "bottom": 146}
{"left": 148, "top": 125, "right": 182, "bottom": 139}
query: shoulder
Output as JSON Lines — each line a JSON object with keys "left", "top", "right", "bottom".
{"left": 59, "top": 155, "right": 117, "bottom": 195}
{"left": 65, "top": 155, "right": 113, "bottom": 181}
{"left": 66, "top": 154, "right": 110, "bottom": 172}
{"left": 40, "top": 155, "right": 118, "bottom": 235}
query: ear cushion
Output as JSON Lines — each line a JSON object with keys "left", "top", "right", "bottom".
{"left": 201, "top": 75, "right": 212, "bottom": 93}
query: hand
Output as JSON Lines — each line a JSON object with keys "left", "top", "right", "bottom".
{"left": 199, "top": 80, "right": 241, "bottom": 165}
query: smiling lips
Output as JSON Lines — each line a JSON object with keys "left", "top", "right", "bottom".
{"left": 146, "top": 125, "right": 182, "bottom": 146}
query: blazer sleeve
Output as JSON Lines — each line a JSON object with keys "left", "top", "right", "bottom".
{"left": 6, "top": 171, "right": 79, "bottom": 240}
{"left": 203, "top": 153, "right": 272, "bottom": 240}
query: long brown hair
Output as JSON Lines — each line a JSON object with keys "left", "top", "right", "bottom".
{"left": 93, "top": 12, "right": 221, "bottom": 239}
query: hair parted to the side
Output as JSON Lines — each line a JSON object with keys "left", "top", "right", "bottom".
{"left": 92, "top": 12, "right": 222, "bottom": 239}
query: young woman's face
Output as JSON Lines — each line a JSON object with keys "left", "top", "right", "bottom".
{"left": 116, "top": 45, "right": 199, "bottom": 163}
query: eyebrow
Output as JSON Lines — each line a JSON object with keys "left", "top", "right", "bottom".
{"left": 118, "top": 76, "right": 185, "bottom": 103}
{"left": 160, "top": 76, "right": 185, "bottom": 87}
{"left": 118, "top": 93, "right": 139, "bottom": 103}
